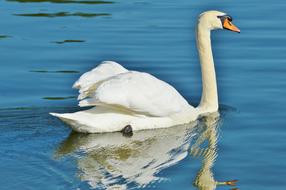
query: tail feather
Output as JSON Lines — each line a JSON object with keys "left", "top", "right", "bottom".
{"left": 50, "top": 112, "right": 61, "bottom": 117}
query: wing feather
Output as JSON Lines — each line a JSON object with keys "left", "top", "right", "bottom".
{"left": 78, "top": 71, "right": 191, "bottom": 117}
{"left": 73, "top": 61, "right": 128, "bottom": 100}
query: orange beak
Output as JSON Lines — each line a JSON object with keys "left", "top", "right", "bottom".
{"left": 223, "top": 19, "right": 240, "bottom": 33}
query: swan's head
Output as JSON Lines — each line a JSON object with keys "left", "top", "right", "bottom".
{"left": 198, "top": 10, "right": 240, "bottom": 33}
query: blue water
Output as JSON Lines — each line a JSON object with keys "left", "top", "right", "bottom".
{"left": 1, "top": 0, "right": 286, "bottom": 189}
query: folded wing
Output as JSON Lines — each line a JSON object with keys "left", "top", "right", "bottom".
{"left": 75, "top": 62, "right": 191, "bottom": 117}
{"left": 73, "top": 61, "right": 128, "bottom": 100}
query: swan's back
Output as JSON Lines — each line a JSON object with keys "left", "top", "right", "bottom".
{"left": 74, "top": 61, "right": 193, "bottom": 117}
{"left": 79, "top": 71, "right": 192, "bottom": 116}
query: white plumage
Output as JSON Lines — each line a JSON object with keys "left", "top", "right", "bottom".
{"left": 77, "top": 64, "right": 191, "bottom": 117}
{"left": 50, "top": 10, "right": 240, "bottom": 133}
{"left": 73, "top": 61, "right": 128, "bottom": 100}
{"left": 51, "top": 61, "right": 197, "bottom": 133}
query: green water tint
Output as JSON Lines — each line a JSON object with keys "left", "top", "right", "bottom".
{"left": 52, "top": 40, "right": 85, "bottom": 44}
{"left": 30, "top": 70, "right": 80, "bottom": 73}
{"left": 14, "top": 12, "right": 111, "bottom": 18}
{"left": 42, "top": 96, "right": 76, "bottom": 100}
{"left": 7, "top": 0, "right": 114, "bottom": 4}
{"left": 0, "top": 35, "right": 9, "bottom": 39}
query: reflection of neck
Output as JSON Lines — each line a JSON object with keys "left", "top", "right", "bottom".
{"left": 192, "top": 114, "right": 219, "bottom": 190}
{"left": 196, "top": 23, "right": 218, "bottom": 113}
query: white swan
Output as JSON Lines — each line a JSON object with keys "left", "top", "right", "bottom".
{"left": 50, "top": 10, "right": 240, "bottom": 133}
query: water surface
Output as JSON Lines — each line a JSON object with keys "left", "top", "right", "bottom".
{"left": 1, "top": 0, "right": 286, "bottom": 189}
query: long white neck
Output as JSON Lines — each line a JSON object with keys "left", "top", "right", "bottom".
{"left": 196, "top": 22, "right": 218, "bottom": 113}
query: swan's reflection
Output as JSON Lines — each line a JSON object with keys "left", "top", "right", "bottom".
{"left": 191, "top": 113, "right": 238, "bottom": 190}
{"left": 55, "top": 113, "right": 237, "bottom": 189}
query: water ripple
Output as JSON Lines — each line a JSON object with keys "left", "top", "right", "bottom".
{"left": 7, "top": 0, "right": 114, "bottom": 4}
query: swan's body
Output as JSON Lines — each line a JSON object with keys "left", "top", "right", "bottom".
{"left": 51, "top": 10, "right": 240, "bottom": 133}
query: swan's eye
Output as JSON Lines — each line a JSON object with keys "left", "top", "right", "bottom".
{"left": 217, "top": 15, "right": 233, "bottom": 22}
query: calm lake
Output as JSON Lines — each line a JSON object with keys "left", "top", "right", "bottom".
{"left": 1, "top": 0, "right": 286, "bottom": 189}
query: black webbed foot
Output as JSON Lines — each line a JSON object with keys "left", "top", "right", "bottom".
{"left": 121, "top": 125, "right": 133, "bottom": 137}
